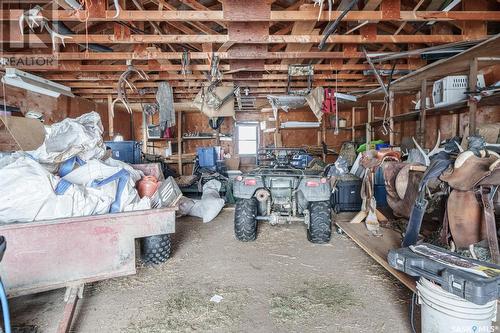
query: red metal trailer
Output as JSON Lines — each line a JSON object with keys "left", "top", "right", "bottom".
{"left": 0, "top": 207, "right": 176, "bottom": 332}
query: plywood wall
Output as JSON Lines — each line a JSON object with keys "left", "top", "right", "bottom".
{"left": 0, "top": 85, "right": 133, "bottom": 140}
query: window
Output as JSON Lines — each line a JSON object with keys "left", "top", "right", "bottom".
{"left": 237, "top": 123, "right": 258, "bottom": 155}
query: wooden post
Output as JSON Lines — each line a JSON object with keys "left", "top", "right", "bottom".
{"left": 366, "top": 101, "right": 372, "bottom": 146}
{"left": 389, "top": 90, "right": 394, "bottom": 146}
{"left": 351, "top": 107, "right": 355, "bottom": 141}
{"left": 177, "top": 111, "right": 182, "bottom": 176}
{"left": 468, "top": 57, "right": 478, "bottom": 135}
{"left": 419, "top": 79, "right": 427, "bottom": 147}
{"left": 215, "top": 126, "right": 221, "bottom": 146}
{"left": 141, "top": 112, "right": 147, "bottom": 153}
{"left": 322, "top": 113, "right": 326, "bottom": 162}
{"left": 274, "top": 110, "right": 281, "bottom": 147}
{"left": 107, "top": 94, "right": 114, "bottom": 140}
{"left": 317, "top": 113, "right": 322, "bottom": 146}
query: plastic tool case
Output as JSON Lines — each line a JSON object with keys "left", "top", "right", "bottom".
{"left": 388, "top": 244, "right": 500, "bottom": 305}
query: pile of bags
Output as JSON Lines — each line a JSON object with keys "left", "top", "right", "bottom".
{"left": 0, "top": 112, "right": 150, "bottom": 223}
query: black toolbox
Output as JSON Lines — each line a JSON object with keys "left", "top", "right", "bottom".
{"left": 331, "top": 174, "right": 362, "bottom": 213}
{"left": 388, "top": 244, "right": 500, "bottom": 305}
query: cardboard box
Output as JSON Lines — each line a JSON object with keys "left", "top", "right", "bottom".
{"left": 0, "top": 116, "right": 45, "bottom": 151}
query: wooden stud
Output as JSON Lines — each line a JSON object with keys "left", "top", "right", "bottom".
{"left": 389, "top": 90, "right": 394, "bottom": 145}
{"left": 107, "top": 94, "right": 114, "bottom": 139}
{"left": 322, "top": 114, "right": 326, "bottom": 162}
{"left": 351, "top": 107, "right": 355, "bottom": 141}
{"left": 468, "top": 57, "right": 478, "bottom": 135}
{"left": 419, "top": 79, "right": 427, "bottom": 147}
{"left": 177, "top": 111, "right": 183, "bottom": 176}
{"left": 367, "top": 101, "right": 373, "bottom": 145}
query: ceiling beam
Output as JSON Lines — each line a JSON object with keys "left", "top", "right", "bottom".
{"left": 70, "top": 80, "right": 379, "bottom": 90}
{"left": 2, "top": 10, "right": 499, "bottom": 22}
{"left": 2, "top": 51, "right": 394, "bottom": 61}
{"left": 42, "top": 73, "right": 371, "bottom": 81}
{"left": 12, "top": 63, "right": 420, "bottom": 72}
{"left": 7, "top": 34, "right": 477, "bottom": 44}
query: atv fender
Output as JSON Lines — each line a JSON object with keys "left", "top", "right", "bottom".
{"left": 298, "top": 178, "right": 331, "bottom": 202}
{"left": 233, "top": 177, "right": 265, "bottom": 199}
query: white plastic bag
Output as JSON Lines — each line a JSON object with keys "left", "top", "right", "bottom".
{"left": 29, "top": 112, "right": 106, "bottom": 171}
{"left": 180, "top": 180, "right": 225, "bottom": 223}
{"left": 0, "top": 154, "right": 106, "bottom": 222}
{"left": 0, "top": 154, "right": 150, "bottom": 223}
{"left": 63, "top": 159, "right": 149, "bottom": 213}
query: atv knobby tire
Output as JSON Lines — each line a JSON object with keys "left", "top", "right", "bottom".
{"left": 234, "top": 198, "right": 258, "bottom": 241}
{"left": 307, "top": 201, "right": 332, "bottom": 244}
{"left": 141, "top": 234, "right": 172, "bottom": 265}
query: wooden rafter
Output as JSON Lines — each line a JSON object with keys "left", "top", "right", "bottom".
{"left": 3, "top": 10, "right": 499, "bottom": 22}
{"left": 2, "top": 0, "right": 498, "bottom": 102}
{"left": 5, "top": 34, "right": 480, "bottom": 44}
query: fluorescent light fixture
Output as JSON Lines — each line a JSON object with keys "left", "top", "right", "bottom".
{"left": 1, "top": 68, "right": 74, "bottom": 98}
{"left": 280, "top": 121, "right": 320, "bottom": 129}
{"left": 334, "top": 92, "right": 357, "bottom": 102}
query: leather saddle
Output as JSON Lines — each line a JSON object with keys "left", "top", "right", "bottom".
{"left": 361, "top": 149, "right": 401, "bottom": 170}
{"left": 383, "top": 162, "right": 423, "bottom": 218}
{"left": 440, "top": 152, "right": 497, "bottom": 191}
{"left": 440, "top": 150, "right": 500, "bottom": 263}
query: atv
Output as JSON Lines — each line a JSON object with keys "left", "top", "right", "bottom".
{"left": 232, "top": 148, "right": 332, "bottom": 244}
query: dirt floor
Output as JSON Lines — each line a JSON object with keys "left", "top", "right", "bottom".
{"left": 10, "top": 209, "right": 414, "bottom": 333}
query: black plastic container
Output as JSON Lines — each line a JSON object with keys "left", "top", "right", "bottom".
{"left": 331, "top": 175, "right": 362, "bottom": 213}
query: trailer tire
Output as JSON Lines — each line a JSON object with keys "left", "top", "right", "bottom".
{"left": 234, "top": 198, "right": 258, "bottom": 241}
{"left": 307, "top": 201, "right": 332, "bottom": 244}
{"left": 141, "top": 234, "right": 172, "bottom": 265}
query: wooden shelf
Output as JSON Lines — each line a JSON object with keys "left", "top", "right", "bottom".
{"left": 362, "top": 34, "right": 500, "bottom": 98}
{"left": 147, "top": 137, "right": 176, "bottom": 142}
{"left": 279, "top": 126, "right": 321, "bottom": 130}
{"left": 351, "top": 92, "right": 500, "bottom": 131}
{"left": 183, "top": 136, "right": 232, "bottom": 141}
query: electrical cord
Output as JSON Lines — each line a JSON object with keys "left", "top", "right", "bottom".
{"left": 318, "top": 0, "right": 357, "bottom": 50}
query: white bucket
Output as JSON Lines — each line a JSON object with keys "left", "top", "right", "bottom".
{"left": 417, "top": 278, "right": 497, "bottom": 333}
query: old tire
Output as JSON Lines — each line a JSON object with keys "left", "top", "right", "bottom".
{"left": 141, "top": 234, "right": 172, "bottom": 265}
{"left": 308, "top": 201, "right": 332, "bottom": 244}
{"left": 234, "top": 198, "right": 258, "bottom": 241}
